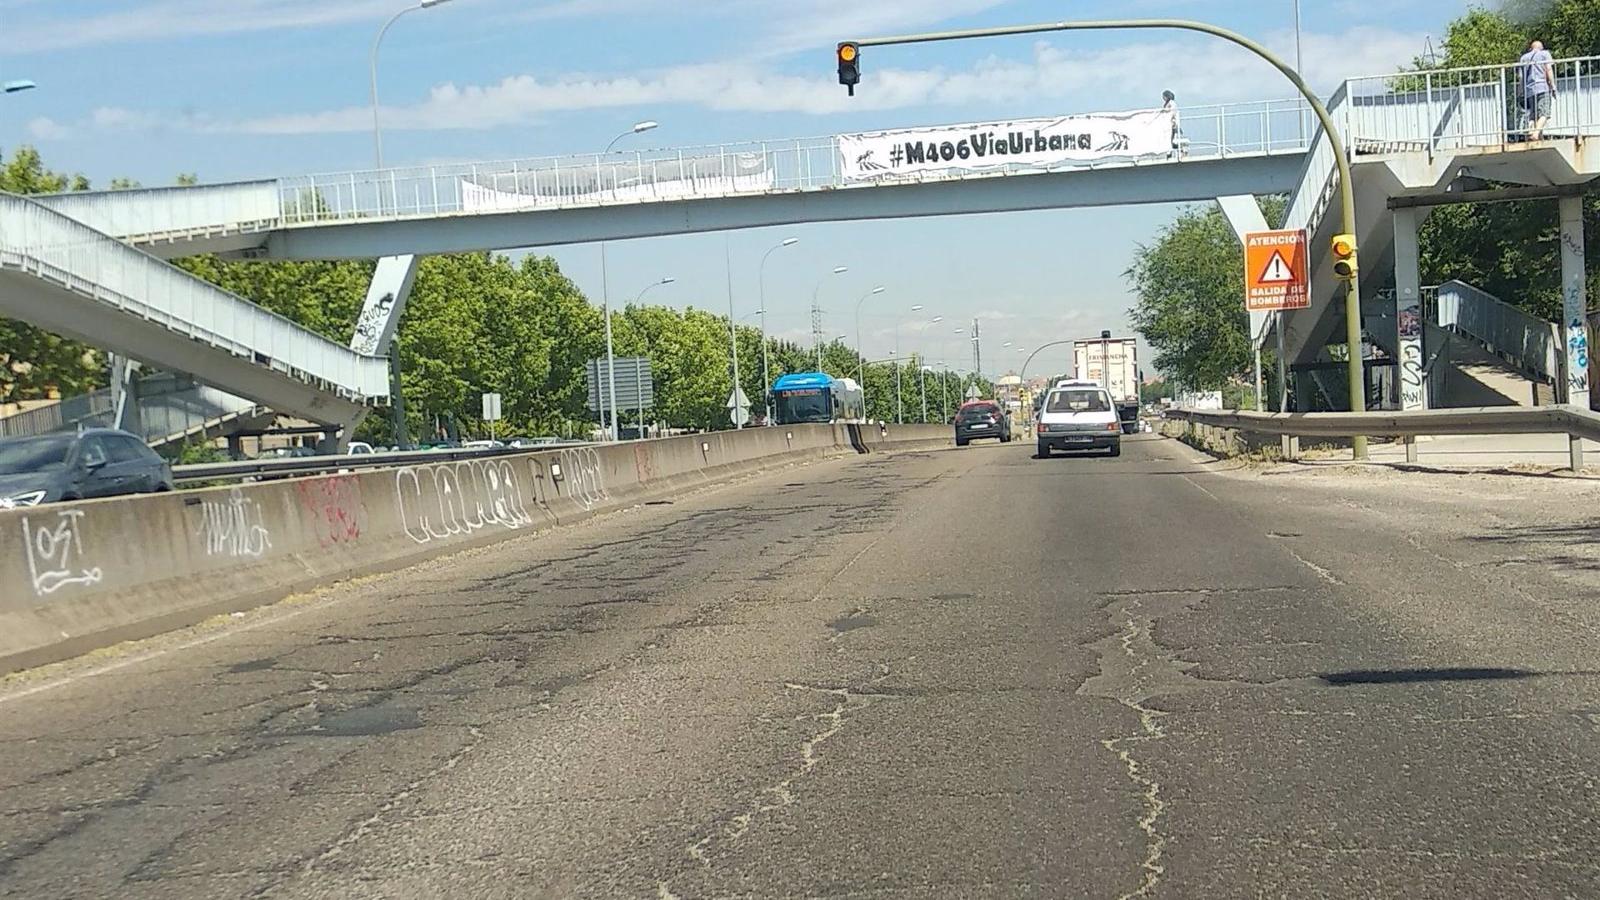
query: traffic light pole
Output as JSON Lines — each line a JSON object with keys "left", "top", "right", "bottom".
{"left": 846, "top": 18, "right": 1366, "bottom": 459}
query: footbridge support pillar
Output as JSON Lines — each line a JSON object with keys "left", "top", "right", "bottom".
{"left": 1560, "top": 196, "right": 1589, "bottom": 471}
{"left": 351, "top": 254, "right": 420, "bottom": 449}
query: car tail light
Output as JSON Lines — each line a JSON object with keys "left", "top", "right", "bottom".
{"left": 1105, "top": 422, "right": 1120, "bottom": 432}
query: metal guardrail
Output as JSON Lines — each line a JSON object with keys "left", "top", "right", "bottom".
{"left": 1167, "top": 404, "right": 1600, "bottom": 442}
{"left": 274, "top": 99, "right": 1312, "bottom": 225}
{"left": 0, "top": 192, "right": 391, "bottom": 401}
{"left": 171, "top": 442, "right": 590, "bottom": 485}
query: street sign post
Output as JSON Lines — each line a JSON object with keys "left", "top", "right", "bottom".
{"left": 481, "top": 392, "right": 503, "bottom": 440}
{"left": 585, "top": 357, "right": 655, "bottom": 430}
{"left": 727, "top": 385, "right": 751, "bottom": 427}
{"left": 1244, "top": 229, "right": 1310, "bottom": 312}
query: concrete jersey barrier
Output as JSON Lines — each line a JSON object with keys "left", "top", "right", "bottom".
{"left": 0, "top": 423, "right": 950, "bottom": 673}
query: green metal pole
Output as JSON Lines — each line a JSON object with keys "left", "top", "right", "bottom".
{"left": 851, "top": 17, "right": 1366, "bottom": 459}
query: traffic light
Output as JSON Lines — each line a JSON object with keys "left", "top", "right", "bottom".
{"left": 1330, "top": 233, "right": 1358, "bottom": 281}
{"left": 837, "top": 42, "right": 861, "bottom": 95}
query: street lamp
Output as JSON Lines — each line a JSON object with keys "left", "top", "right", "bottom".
{"left": 606, "top": 120, "right": 659, "bottom": 153}
{"left": 893, "top": 304, "right": 925, "bottom": 423}
{"left": 598, "top": 120, "right": 663, "bottom": 440}
{"left": 812, "top": 266, "right": 848, "bottom": 369}
{"left": 854, "top": 285, "right": 885, "bottom": 393}
{"left": 370, "top": 0, "right": 455, "bottom": 169}
{"left": 635, "top": 276, "right": 675, "bottom": 304}
{"left": 3, "top": 80, "right": 37, "bottom": 95}
{"left": 758, "top": 237, "right": 798, "bottom": 422}
{"left": 846, "top": 14, "right": 1368, "bottom": 458}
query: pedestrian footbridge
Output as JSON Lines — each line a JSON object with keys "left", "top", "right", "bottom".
{"left": 4, "top": 57, "right": 1599, "bottom": 433}
{"left": 34, "top": 99, "right": 1312, "bottom": 261}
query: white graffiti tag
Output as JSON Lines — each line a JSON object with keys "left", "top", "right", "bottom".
{"left": 195, "top": 488, "right": 273, "bottom": 559}
{"left": 556, "top": 447, "right": 609, "bottom": 511}
{"left": 395, "top": 458, "right": 535, "bottom": 545}
{"left": 22, "top": 509, "right": 103, "bottom": 596}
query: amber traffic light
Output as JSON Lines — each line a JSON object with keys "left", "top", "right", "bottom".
{"left": 1330, "top": 233, "right": 1358, "bottom": 281}
{"left": 838, "top": 42, "right": 861, "bottom": 95}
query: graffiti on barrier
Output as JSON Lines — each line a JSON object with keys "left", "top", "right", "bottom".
{"left": 395, "top": 458, "right": 535, "bottom": 545}
{"left": 195, "top": 487, "right": 273, "bottom": 559}
{"left": 296, "top": 475, "right": 364, "bottom": 547}
{"left": 22, "top": 508, "right": 103, "bottom": 596}
{"left": 556, "top": 446, "right": 608, "bottom": 511}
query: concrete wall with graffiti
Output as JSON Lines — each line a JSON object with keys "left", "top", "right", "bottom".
{"left": 0, "top": 424, "right": 950, "bottom": 672}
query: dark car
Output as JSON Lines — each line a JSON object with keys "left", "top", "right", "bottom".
{"left": 0, "top": 429, "right": 175, "bottom": 509}
{"left": 954, "top": 400, "right": 1013, "bottom": 447}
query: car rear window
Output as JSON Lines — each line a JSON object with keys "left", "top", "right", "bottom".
{"left": 1046, "top": 390, "right": 1109, "bottom": 413}
{"left": 959, "top": 404, "right": 999, "bottom": 419}
{"left": 0, "top": 434, "right": 74, "bottom": 474}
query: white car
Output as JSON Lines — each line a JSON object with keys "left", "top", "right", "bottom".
{"left": 1035, "top": 379, "right": 1122, "bottom": 458}
{"left": 347, "top": 441, "right": 375, "bottom": 455}
{"left": 462, "top": 439, "right": 504, "bottom": 451}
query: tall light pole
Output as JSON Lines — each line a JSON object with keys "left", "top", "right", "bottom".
{"left": 854, "top": 285, "right": 885, "bottom": 392}
{"left": 844, "top": 15, "right": 1368, "bottom": 459}
{"left": 921, "top": 315, "right": 943, "bottom": 423}
{"left": 620, "top": 276, "right": 674, "bottom": 438}
{"left": 370, "top": 0, "right": 455, "bottom": 170}
{"left": 1293, "top": 0, "right": 1305, "bottom": 142}
{"left": 758, "top": 237, "right": 799, "bottom": 422}
{"left": 725, "top": 234, "right": 747, "bottom": 429}
{"left": 597, "top": 120, "right": 662, "bottom": 440}
{"left": 635, "top": 276, "right": 675, "bottom": 305}
{"left": 812, "top": 266, "right": 848, "bottom": 369}
{"left": 894, "top": 304, "right": 925, "bottom": 423}
{"left": 941, "top": 326, "right": 966, "bottom": 419}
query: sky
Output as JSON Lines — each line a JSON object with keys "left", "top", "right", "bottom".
{"left": 0, "top": 0, "right": 1474, "bottom": 376}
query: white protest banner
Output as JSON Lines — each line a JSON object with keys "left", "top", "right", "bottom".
{"left": 838, "top": 109, "right": 1175, "bottom": 182}
{"left": 461, "top": 153, "right": 775, "bottom": 213}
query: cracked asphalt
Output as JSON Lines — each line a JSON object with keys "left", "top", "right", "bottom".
{"left": 6, "top": 436, "right": 1600, "bottom": 898}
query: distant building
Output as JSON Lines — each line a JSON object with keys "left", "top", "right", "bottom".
{"left": 994, "top": 373, "right": 1023, "bottom": 409}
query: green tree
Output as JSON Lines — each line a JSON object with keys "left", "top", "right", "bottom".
{"left": 1126, "top": 198, "right": 1284, "bottom": 391}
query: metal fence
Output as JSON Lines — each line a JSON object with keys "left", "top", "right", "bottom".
{"left": 31, "top": 181, "right": 283, "bottom": 244}
{"left": 1429, "top": 279, "right": 1560, "bottom": 383}
{"left": 276, "top": 99, "right": 1313, "bottom": 225}
{"left": 0, "top": 193, "right": 390, "bottom": 401}
{"left": 0, "top": 390, "right": 114, "bottom": 438}
{"left": 1345, "top": 55, "right": 1600, "bottom": 153}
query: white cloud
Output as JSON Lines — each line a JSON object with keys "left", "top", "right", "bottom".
{"left": 0, "top": 0, "right": 416, "bottom": 53}
{"left": 219, "top": 25, "right": 1421, "bottom": 135}
{"left": 25, "top": 117, "right": 71, "bottom": 140}
{"left": 53, "top": 24, "right": 1424, "bottom": 139}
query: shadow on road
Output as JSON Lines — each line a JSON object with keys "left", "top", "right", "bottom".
{"left": 1467, "top": 520, "right": 1600, "bottom": 573}
{"left": 1319, "top": 667, "right": 1538, "bottom": 686}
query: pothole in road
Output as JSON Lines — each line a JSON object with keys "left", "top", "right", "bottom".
{"left": 228, "top": 657, "right": 279, "bottom": 673}
{"left": 295, "top": 704, "right": 423, "bottom": 738}
{"left": 827, "top": 613, "right": 879, "bottom": 634}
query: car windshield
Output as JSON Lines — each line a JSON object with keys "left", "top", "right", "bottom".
{"left": 0, "top": 435, "right": 74, "bottom": 475}
{"left": 1047, "top": 390, "right": 1109, "bottom": 413}
{"left": 774, "top": 389, "right": 831, "bottom": 424}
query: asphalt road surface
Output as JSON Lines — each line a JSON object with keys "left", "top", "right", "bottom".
{"left": 5, "top": 435, "right": 1600, "bottom": 898}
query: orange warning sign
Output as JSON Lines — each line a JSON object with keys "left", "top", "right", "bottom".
{"left": 1244, "top": 228, "right": 1310, "bottom": 312}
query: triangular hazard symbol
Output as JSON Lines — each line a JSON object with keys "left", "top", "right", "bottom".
{"left": 1259, "top": 250, "right": 1296, "bottom": 283}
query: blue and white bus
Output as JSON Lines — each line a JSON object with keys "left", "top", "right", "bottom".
{"left": 770, "top": 373, "right": 866, "bottom": 425}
